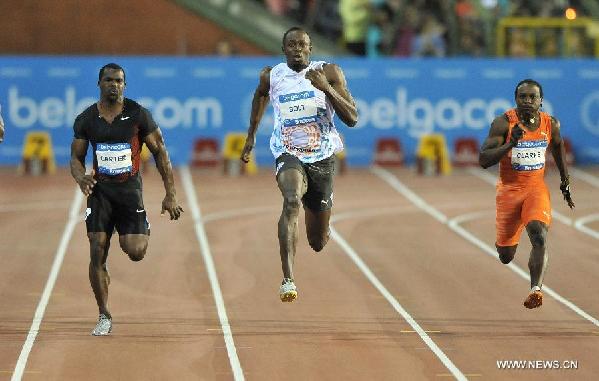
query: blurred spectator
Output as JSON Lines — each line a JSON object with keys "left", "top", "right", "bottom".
{"left": 339, "top": 0, "right": 371, "bottom": 56}
{"left": 507, "top": 28, "right": 531, "bottom": 57}
{"left": 411, "top": 14, "right": 446, "bottom": 57}
{"left": 454, "top": 0, "right": 486, "bottom": 56}
{"left": 311, "top": 0, "right": 344, "bottom": 40}
{"left": 264, "top": 0, "right": 288, "bottom": 16}
{"left": 392, "top": 4, "right": 420, "bottom": 56}
{"left": 366, "top": 2, "right": 393, "bottom": 57}
{"left": 537, "top": 29, "right": 560, "bottom": 57}
{"left": 253, "top": 0, "right": 595, "bottom": 58}
{"left": 214, "top": 39, "right": 237, "bottom": 56}
{"left": 565, "top": 29, "right": 588, "bottom": 56}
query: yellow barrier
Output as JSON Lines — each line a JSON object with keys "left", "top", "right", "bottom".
{"left": 222, "top": 133, "right": 257, "bottom": 175}
{"left": 497, "top": 17, "right": 599, "bottom": 57}
{"left": 20, "top": 131, "right": 56, "bottom": 175}
{"left": 416, "top": 134, "right": 451, "bottom": 175}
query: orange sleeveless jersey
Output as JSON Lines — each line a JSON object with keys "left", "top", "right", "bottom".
{"left": 495, "top": 109, "right": 553, "bottom": 246}
{"left": 498, "top": 109, "right": 552, "bottom": 187}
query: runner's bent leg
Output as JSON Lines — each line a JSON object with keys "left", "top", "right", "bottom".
{"left": 88, "top": 232, "right": 111, "bottom": 318}
{"left": 119, "top": 234, "right": 149, "bottom": 262}
{"left": 277, "top": 168, "right": 307, "bottom": 280}
{"left": 305, "top": 208, "right": 331, "bottom": 252}
{"left": 496, "top": 244, "right": 518, "bottom": 264}
{"left": 525, "top": 220, "right": 548, "bottom": 289}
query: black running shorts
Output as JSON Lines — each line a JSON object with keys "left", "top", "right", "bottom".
{"left": 85, "top": 182, "right": 150, "bottom": 235}
{"left": 275, "top": 153, "right": 335, "bottom": 212}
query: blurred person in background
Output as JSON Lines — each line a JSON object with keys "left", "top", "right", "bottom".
{"left": 411, "top": 14, "right": 446, "bottom": 57}
{"left": 478, "top": 79, "right": 574, "bottom": 310}
{"left": 391, "top": 4, "right": 420, "bottom": 56}
{"left": 240, "top": 27, "right": 358, "bottom": 302}
{"left": 507, "top": 28, "right": 531, "bottom": 57}
{"left": 214, "top": 39, "right": 237, "bottom": 56}
{"left": 70, "top": 63, "right": 184, "bottom": 335}
{"left": 339, "top": 0, "right": 371, "bottom": 55}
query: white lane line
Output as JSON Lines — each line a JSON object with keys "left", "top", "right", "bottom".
{"left": 568, "top": 168, "right": 599, "bottom": 238}
{"left": 12, "top": 188, "right": 84, "bottom": 381}
{"left": 180, "top": 166, "right": 244, "bottom": 381}
{"left": 373, "top": 166, "right": 599, "bottom": 328}
{"left": 466, "top": 167, "right": 573, "bottom": 226}
{"left": 570, "top": 167, "right": 599, "bottom": 188}
{"left": 574, "top": 214, "right": 599, "bottom": 240}
{"left": 329, "top": 221, "right": 467, "bottom": 381}
{"left": 200, "top": 204, "right": 467, "bottom": 380}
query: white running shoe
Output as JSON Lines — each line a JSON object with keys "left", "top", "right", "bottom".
{"left": 279, "top": 278, "right": 297, "bottom": 302}
{"left": 91, "top": 314, "right": 112, "bottom": 336}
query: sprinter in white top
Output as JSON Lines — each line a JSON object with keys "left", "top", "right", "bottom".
{"left": 241, "top": 27, "right": 358, "bottom": 302}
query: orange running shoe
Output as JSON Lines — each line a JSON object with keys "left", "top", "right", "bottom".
{"left": 523, "top": 290, "right": 543, "bottom": 309}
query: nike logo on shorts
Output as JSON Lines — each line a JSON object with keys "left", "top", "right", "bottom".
{"left": 136, "top": 209, "right": 145, "bottom": 213}
{"left": 120, "top": 116, "right": 131, "bottom": 120}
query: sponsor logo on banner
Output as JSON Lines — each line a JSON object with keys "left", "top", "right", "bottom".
{"left": 7, "top": 86, "right": 223, "bottom": 130}
{"left": 354, "top": 87, "right": 552, "bottom": 137}
{"left": 581, "top": 91, "right": 599, "bottom": 136}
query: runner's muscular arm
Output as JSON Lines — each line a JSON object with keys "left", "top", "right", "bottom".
{"left": 70, "top": 138, "right": 96, "bottom": 196}
{"left": 549, "top": 117, "right": 569, "bottom": 181}
{"left": 306, "top": 64, "right": 358, "bottom": 127}
{"left": 241, "top": 66, "right": 271, "bottom": 163}
{"left": 144, "top": 129, "right": 184, "bottom": 219}
{"left": 479, "top": 116, "right": 514, "bottom": 169}
{"left": 549, "top": 117, "right": 575, "bottom": 208}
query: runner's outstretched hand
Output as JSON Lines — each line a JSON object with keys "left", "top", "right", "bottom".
{"left": 161, "top": 194, "right": 184, "bottom": 220}
{"left": 560, "top": 176, "right": 575, "bottom": 209}
{"left": 240, "top": 136, "right": 255, "bottom": 163}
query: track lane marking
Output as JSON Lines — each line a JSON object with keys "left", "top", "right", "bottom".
{"left": 573, "top": 214, "right": 599, "bottom": 240}
{"left": 373, "top": 166, "right": 599, "bottom": 328}
{"left": 570, "top": 167, "right": 599, "bottom": 188}
{"left": 200, "top": 204, "right": 468, "bottom": 380}
{"left": 11, "top": 188, "right": 83, "bottom": 381}
{"left": 180, "top": 166, "right": 244, "bottom": 381}
{"left": 329, "top": 224, "right": 467, "bottom": 381}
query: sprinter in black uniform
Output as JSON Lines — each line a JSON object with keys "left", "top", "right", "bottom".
{"left": 70, "top": 63, "right": 184, "bottom": 336}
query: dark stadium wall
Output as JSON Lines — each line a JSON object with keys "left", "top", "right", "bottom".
{"left": 0, "top": 0, "right": 267, "bottom": 55}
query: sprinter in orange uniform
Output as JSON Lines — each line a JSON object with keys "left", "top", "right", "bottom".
{"left": 479, "top": 79, "right": 574, "bottom": 309}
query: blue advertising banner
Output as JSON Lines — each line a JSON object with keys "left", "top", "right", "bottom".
{"left": 1, "top": 57, "right": 598, "bottom": 166}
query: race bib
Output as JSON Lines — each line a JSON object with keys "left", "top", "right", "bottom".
{"left": 511, "top": 140, "right": 547, "bottom": 171}
{"left": 96, "top": 143, "right": 132, "bottom": 175}
{"left": 279, "top": 91, "right": 318, "bottom": 127}
{"left": 278, "top": 91, "right": 322, "bottom": 156}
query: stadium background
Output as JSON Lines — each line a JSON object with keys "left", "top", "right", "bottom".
{"left": 1, "top": 0, "right": 598, "bottom": 167}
